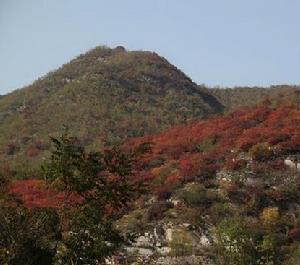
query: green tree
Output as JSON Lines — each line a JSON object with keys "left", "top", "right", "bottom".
{"left": 42, "top": 131, "right": 139, "bottom": 264}
{"left": 215, "top": 217, "right": 261, "bottom": 265}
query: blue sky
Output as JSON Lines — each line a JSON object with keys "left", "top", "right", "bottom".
{"left": 1, "top": 0, "right": 300, "bottom": 94}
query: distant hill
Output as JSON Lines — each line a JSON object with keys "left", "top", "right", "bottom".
{"left": 0, "top": 46, "right": 223, "bottom": 168}
{"left": 209, "top": 85, "right": 300, "bottom": 110}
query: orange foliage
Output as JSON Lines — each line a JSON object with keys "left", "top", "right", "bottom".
{"left": 9, "top": 179, "right": 82, "bottom": 208}
{"left": 165, "top": 174, "right": 182, "bottom": 186}
{"left": 127, "top": 105, "right": 300, "bottom": 188}
{"left": 26, "top": 147, "right": 41, "bottom": 157}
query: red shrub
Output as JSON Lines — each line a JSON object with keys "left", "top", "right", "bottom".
{"left": 155, "top": 187, "right": 172, "bottom": 200}
{"left": 5, "top": 143, "right": 19, "bottom": 155}
{"left": 165, "top": 174, "right": 182, "bottom": 186}
{"left": 289, "top": 227, "right": 300, "bottom": 241}
{"left": 35, "top": 140, "right": 48, "bottom": 150}
{"left": 225, "top": 159, "right": 247, "bottom": 171}
{"left": 9, "top": 179, "right": 82, "bottom": 208}
{"left": 126, "top": 105, "right": 300, "bottom": 188}
{"left": 26, "top": 147, "right": 40, "bottom": 157}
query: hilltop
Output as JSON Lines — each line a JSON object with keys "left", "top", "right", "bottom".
{"left": 0, "top": 46, "right": 223, "bottom": 169}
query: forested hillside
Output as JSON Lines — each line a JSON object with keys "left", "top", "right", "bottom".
{"left": 5, "top": 102, "right": 300, "bottom": 264}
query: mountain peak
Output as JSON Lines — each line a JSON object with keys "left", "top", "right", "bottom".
{"left": 0, "top": 46, "right": 223, "bottom": 167}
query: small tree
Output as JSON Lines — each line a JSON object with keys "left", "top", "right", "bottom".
{"left": 250, "top": 143, "right": 273, "bottom": 162}
{"left": 215, "top": 217, "right": 260, "bottom": 265}
{"left": 42, "top": 131, "right": 140, "bottom": 264}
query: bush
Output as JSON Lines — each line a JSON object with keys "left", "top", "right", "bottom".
{"left": 0, "top": 174, "right": 8, "bottom": 189}
{"left": 225, "top": 159, "right": 247, "bottom": 171}
{"left": 4, "top": 143, "right": 19, "bottom": 155}
{"left": 0, "top": 206, "right": 60, "bottom": 265}
{"left": 194, "top": 136, "right": 217, "bottom": 153}
{"left": 260, "top": 207, "right": 280, "bottom": 227}
{"left": 147, "top": 201, "right": 173, "bottom": 221}
{"left": 169, "top": 228, "right": 195, "bottom": 256}
{"left": 289, "top": 227, "right": 300, "bottom": 241}
{"left": 209, "top": 202, "right": 233, "bottom": 222}
{"left": 250, "top": 143, "right": 273, "bottom": 162}
{"left": 155, "top": 187, "right": 172, "bottom": 200}
{"left": 178, "top": 183, "right": 216, "bottom": 208}
{"left": 215, "top": 217, "right": 260, "bottom": 265}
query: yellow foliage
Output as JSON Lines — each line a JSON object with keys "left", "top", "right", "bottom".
{"left": 260, "top": 207, "right": 280, "bottom": 227}
{"left": 151, "top": 166, "right": 162, "bottom": 177}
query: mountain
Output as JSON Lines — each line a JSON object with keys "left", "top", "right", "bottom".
{"left": 0, "top": 46, "right": 223, "bottom": 168}
{"left": 10, "top": 103, "right": 300, "bottom": 264}
{"left": 209, "top": 85, "right": 300, "bottom": 110}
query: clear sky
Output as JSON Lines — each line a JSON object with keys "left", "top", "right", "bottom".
{"left": 1, "top": 0, "right": 300, "bottom": 95}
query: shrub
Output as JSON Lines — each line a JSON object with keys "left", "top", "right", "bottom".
{"left": 209, "top": 202, "right": 233, "bottom": 222}
{"left": 289, "top": 227, "right": 300, "bottom": 241}
{"left": 249, "top": 143, "right": 273, "bottom": 162}
{"left": 225, "top": 159, "right": 247, "bottom": 171}
{"left": 26, "top": 147, "right": 41, "bottom": 157}
{"left": 147, "top": 201, "right": 173, "bottom": 221}
{"left": 215, "top": 217, "right": 260, "bottom": 265}
{"left": 4, "top": 143, "right": 19, "bottom": 155}
{"left": 155, "top": 187, "right": 172, "bottom": 200}
{"left": 169, "top": 228, "right": 195, "bottom": 256}
{"left": 194, "top": 136, "right": 217, "bottom": 153}
{"left": 0, "top": 206, "right": 60, "bottom": 265}
{"left": 178, "top": 183, "right": 216, "bottom": 208}
{"left": 260, "top": 207, "right": 280, "bottom": 227}
{"left": 0, "top": 174, "right": 8, "bottom": 192}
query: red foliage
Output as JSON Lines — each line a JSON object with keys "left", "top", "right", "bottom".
{"left": 267, "top": 189, "right": 286, "bottom": 202}
{"left": 179, "top": 153, "right": 203, "bottom": 177}
{"left": 5, "top": 143, "right": 19, "bottom": 155}
{"left": 268, "top": 159, "right": 285, "bottom": 170}
{"left": 9, "top": 179, "right": 82, "bottom": 209}
{"left": 225, "top": 159, "right": 247, "bottom": 171}
{"left": 12, "top": 105, "right": 300, "bottom": 208}
{"left": 155, "top": 187, "right": 172, "bottom": 200}
{"left": 26, "top": 147, "right": 41, "bottom": 157}
{"left": 126, "top": 105, "right": 300, "bottom": 188}
{"left": 289, "top": 227, "right": 300, "bottom": 241}
{"left": 165, "top": 174, "right": 182, "bottom": 186}
{"left": 34, "top": 140, "right": 48, "bottom": 150}
{"left": 226, "top": 183, "right": 239, "bottom": 195}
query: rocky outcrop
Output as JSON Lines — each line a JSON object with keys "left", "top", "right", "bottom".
{"left": 121, "top": 222, "right": 214, "bottom": 264}
{"left": 154, "top": 256, "right": 213, "bottom": 265}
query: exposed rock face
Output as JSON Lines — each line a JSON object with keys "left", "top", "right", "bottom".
{"left": 121, "top": 222, "right": 213, "bottom": 264}
{"left": 284, "top": 157, "right": 300, "bottom": 171}
{"left": 154, "top": 255, "right": 213, "bottom": 265}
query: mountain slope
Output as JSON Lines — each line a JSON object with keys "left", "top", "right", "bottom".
{"left": 10, "top": 103, "right": 300, "bottom": 264}
{"left": 117, "top": 103, "right": 300, "bottom": 263}
{"left": 0, "top": 46, "right": 223, "bottom": 166}
{"left": 209, "top": 85, "right": 300, "bottom": 110}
